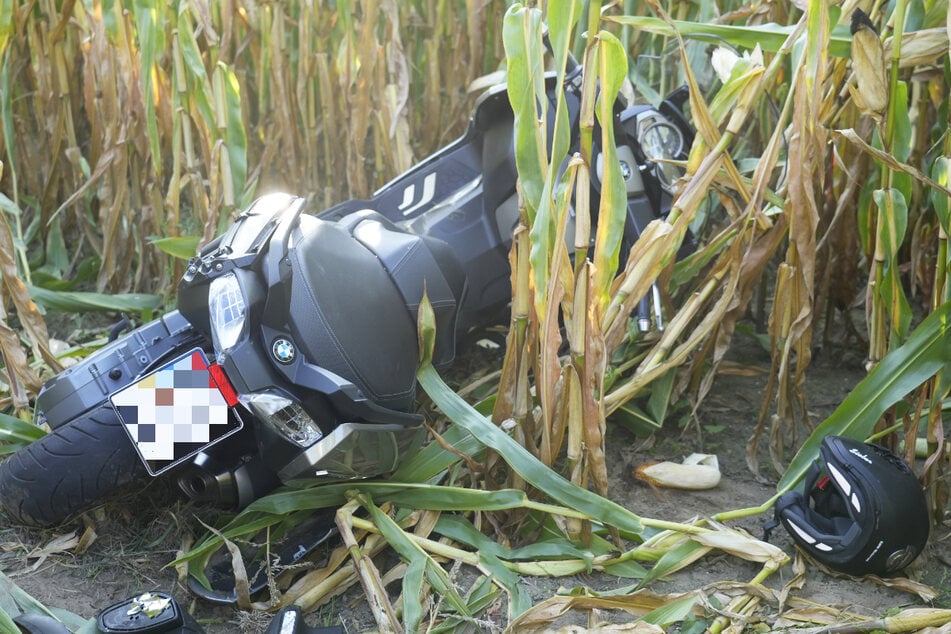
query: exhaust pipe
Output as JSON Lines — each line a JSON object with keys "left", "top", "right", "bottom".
{"left": 177, "top": 451, "right": 280, "bottom": 509}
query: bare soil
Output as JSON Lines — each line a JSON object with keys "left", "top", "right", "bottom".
{"left": 2, "top": 338, "right": 949, "bottom": 633}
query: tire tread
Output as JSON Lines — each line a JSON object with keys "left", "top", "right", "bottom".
{"left": 0, "top": 404, "right": 143, "bottom": 527}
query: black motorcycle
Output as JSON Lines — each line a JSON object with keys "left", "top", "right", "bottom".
{"left": 0, "top": 66, "right": 692, "bottom": 529}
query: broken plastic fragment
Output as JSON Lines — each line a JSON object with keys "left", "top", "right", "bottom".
{"left": 127, "top": 592, "right": 172, "bottom": 618}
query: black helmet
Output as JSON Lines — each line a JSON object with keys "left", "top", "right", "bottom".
{"left": 774, "top": 435, "right": 929, "bottom": 576}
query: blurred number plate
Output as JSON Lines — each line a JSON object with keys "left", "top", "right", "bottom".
{"left": 110, "top": 348, "right": 241, "bottom": 475}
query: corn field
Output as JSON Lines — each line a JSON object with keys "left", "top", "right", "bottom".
{"left": 3, "top": 0, "right": 951, "bottom": 631}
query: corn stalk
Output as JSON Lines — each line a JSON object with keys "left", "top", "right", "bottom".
{"left": 0, "top": 0, "right": 505, "bottom": 413}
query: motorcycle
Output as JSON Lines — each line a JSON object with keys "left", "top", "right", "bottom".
{"left": 0, "top": 63, "right": 693, "bottom": 530}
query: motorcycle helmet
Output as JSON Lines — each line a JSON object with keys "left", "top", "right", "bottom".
{"left": 774, "top": 435, "right": 929, "bottom": 576}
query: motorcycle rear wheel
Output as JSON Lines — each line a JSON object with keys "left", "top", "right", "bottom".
{"left": 0, "top": 404, "right": 144, "bottom": 527}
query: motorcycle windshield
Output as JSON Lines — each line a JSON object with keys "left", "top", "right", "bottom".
{"left": 219, "top": 193, "right": 300, "bottom": 259}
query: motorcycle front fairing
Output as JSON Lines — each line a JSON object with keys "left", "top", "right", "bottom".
{"left": 178, "top": 194, "right": 437, "bottom": 485}
{"left": 98, "top": 195, "right": 302, "bottom": 477}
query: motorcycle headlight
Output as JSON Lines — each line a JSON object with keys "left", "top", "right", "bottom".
{"left": 208, "top": 272, "right": 247, "bottom": 353}
{"left": 241, "top": 391, "right": 324, "bottom": 447}
{"left": 639, "top": 118, "right": 685, "bottom": 193}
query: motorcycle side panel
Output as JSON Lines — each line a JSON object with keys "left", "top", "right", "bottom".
{"left": 34, "top": 311, "right": 202, "bottom": 429}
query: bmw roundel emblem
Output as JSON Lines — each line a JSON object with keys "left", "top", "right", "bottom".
{"left": 272, "top": 338, "right": 296, "bottom": 364}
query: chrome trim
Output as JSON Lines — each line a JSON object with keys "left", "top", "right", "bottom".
{"left": 277, "top": 422, "right": 426, "bottom": 481}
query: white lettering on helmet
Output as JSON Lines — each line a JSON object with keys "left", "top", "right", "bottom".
{"left": 849, "top": 447, "right": 873, "bottom": 465}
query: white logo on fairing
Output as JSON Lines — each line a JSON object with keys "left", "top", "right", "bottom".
{"left": 849, "top": 447, "right": 873, "bottom": 464}
{"left": 399, "top": 172, "right": 437, "bottom": 216}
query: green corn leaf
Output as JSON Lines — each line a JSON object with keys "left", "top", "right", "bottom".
{"left": 0, "top": 192, "right": 20, "bottom": 217}
{"left": 607, "top": 15, "right": 852, "bottom": 57}
{"left": 591, "top": 30, "right": 630, "bottom": 309}
{"left": 611, "top": 402, "right": 665, "bottom": 436}
{"left": 481, "top": 550, "right": 533, "bottom": 618}
{"left": 359, "top": 493, "right": 472, "bottom": 619}
{"left": 0, "top": 411, "right": 45, "bottom": 445}
{"left": 435, "top": 514, "right": 598, "bottom": 563}
{"left": 227, "top": 483, "right": 351, "bottom": 516}
{"left": 179, "top": 482, "right": 588, "bottom": 576}
{"left": 0, "top": 0, "right": 13, "bottom": 53}
{"left": 547, "top": 0, "right": 582, "bottom": 170}
{"left": 778, "top": 300, "right": 951, "bottom": 491}
{"left": 890, "top": 81, "right": 914, "bottom": 201}
{"left": 931, "top": 157, "right": 949, "bottom": 235}
{"left": 432, "top": 516, "right": 532, "bottom": 617}
{"left": 413, "top": 370, "right": 648, "bottom": 534}
{"left": 528, "top": 0, "right": 582, "bottom": 323}
{"left": 27, "top": 285, "right": 162, "bottom": 313}
{"left": 176, "top": 11, "right": 216, "bottom": 128}
{"left": 609, "top": 368, "right": 678, "bottom": 435}
{"left": 416, "top": 295, "right": 644, "bottom": 536}
{"left": 217, "top": 63, "right": 251, "bottom": 207}
{"left": 386, "top": 486, "right": 537, "bottom": 512}
{"left": 0, "top": 570, "right": 93, "bottom": 631}
{"left": 0, "top": 607, "right": 17, "bottom": 634}
{"left": 132, "top": 1, "right": 164, "bottom": 177}
{"left": 636, "top": 538, "right": 709, "bottom": 588}
{"left": 402, "top": 554, "right": 426, "bottom": 632}
{"left": 642, "top": 593, "right": 703, "bottom": 626}
{"left": 873, "top": 188, "right": 912, "bottom": 342}
{"left": 148, "top": 235, "right": 201, "bottom": 260}
{"left": 602, "top": 558, "right": 650, "bottom": 579}
{"left": 1, "top": 9, "right": 17, "bottom": 179}
{"left": 463, "top": 577, "right": 503, "bottom": 618}
{"left": 502, "top": 4, "right": 548, "bottom": 220}
{"left": 890, "top": 82, "right": 913, "bottom": 163}
{"left": 42, "top": 217, "right": 68, "bottom": 278}
{"left": 391, "top": 422, "right": 484, "bottom": 482}
{"left": 175, "top": 512, "right": 284, "bottom": 571}
{"left": 244, "top": 482, "right": 562, "bottom": 517}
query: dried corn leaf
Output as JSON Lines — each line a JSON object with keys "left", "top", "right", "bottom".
{"left": 884, "top": 28, "right": 949, "bottom": 68}
{"left": 866, "top": 575, "right": 938, "bottom": 602}
{"left": 834, "top": 129, "right": 951, "bottom": 197}
{"left": 544, "top": 624, "right": 664, "bottom": 633}
{"left": 19, "top": 532, "right": 80, "bottom": 573}
{"left": 504, "top": 589, "right": 701, "bottom": 634}
{"left": 336, "top": 500, "right": 401, "bottom": 633}
{"left": 196, "top": 520, "right": 251, "bottom": 610}
{"left": 822, "top": 608, "right": 951, "bottom": 633}
{"left": 690, "top": 525, "right": 788, "bottom": 566}
{"left": 0, "top": 212, "right": 59, "bottom": 383}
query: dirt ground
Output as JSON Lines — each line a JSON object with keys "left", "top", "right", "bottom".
{"left": 2, "top": 337, "right": 949, "bottom": 633}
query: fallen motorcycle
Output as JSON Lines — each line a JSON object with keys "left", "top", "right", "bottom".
{"left": 0, "top": 64, "right": 692, "bottom": 529}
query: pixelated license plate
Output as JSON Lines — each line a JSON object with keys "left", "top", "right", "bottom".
{"left": 110, "top": 348, "right": 242, "bottom": 475}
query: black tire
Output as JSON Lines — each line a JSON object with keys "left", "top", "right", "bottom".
{"left": 0, "top": 403, "right": 144, "bottom": 527}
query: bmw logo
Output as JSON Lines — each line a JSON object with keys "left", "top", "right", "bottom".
{"left": 272, "top": 338, "right": 296, "bottom": 364}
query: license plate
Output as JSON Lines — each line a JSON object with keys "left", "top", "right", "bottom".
{"left": 110, "top": 348, "right": 242, "bottom": 475}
